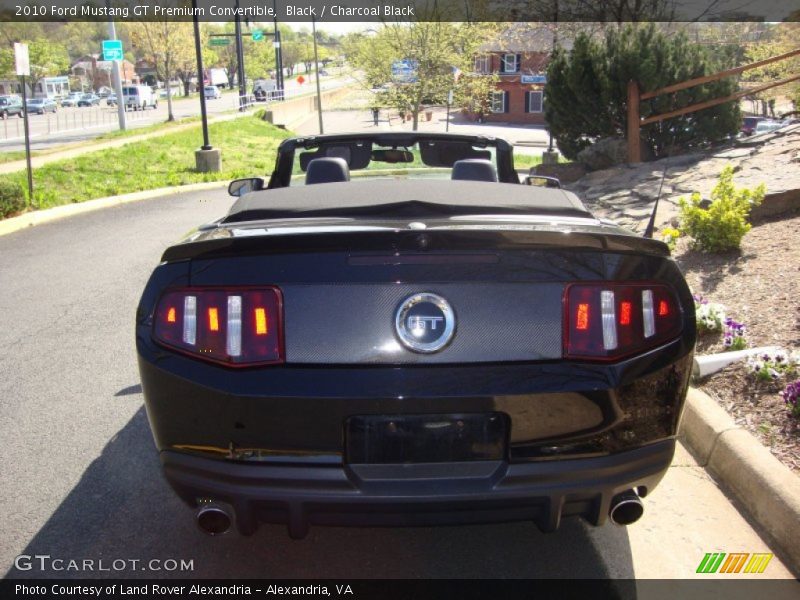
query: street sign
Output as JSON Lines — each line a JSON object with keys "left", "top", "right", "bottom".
{"left": 391, "top": 59, "right": 418, "bottom": 84}
{"left": 210, "top": 38, "right": 231, "bottom": 47}
{"left": 102, "top": 39, "right": 123, "bottom": 61}
{"left": 521, "top": 74, "right": 547, "bottom": 84}
{"left": 297, "top": 75, "right": 305, "bottom": 85}
{"left": 14, "top": 43, "right": 29, "bottom": 76}
{"left": 252, "top": 30, "right": 264, "bottom": 42}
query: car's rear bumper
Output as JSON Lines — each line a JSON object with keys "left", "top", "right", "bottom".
{"left": 161, "top": 438, "right": 675, "bottom": 538}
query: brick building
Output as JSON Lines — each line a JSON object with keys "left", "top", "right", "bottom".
{"left": 71, "top": 54, "right": 137, "bottom": 92}
{"left": 473, "top": 25, "right": 572, "bottom": 125}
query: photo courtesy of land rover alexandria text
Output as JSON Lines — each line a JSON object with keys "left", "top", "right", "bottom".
{"left": 136, "top": 133, "right": 696, "bottom": 538}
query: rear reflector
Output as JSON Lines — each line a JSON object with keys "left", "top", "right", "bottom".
{"left": 565, "top": 283, "right": 682, "bottom": 360}
{"left": 154, "top": 288, "right": 283, "bottom": 366}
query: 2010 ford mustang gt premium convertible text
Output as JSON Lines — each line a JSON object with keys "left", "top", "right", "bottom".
{"left": 136, "top": 133, "right": 695, "bottom": 538}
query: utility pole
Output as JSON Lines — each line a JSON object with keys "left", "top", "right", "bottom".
{"left": 106, "top": 0, "right": 126, "bottom": 130}
{"left": 234, "top": 0, "right": 247, "bottom": 110}
{"left": 312, "top": 16, "right": 323, "bottom": 134}
{"left": 273, "top": 0, "right": 284, "bottom": 100}
{"left": 190, "top": 0, "right": 219, "bottom": 172}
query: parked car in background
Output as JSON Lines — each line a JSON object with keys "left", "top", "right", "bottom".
{"left": 97, "top": 86, "right": 112, "bottom": 98}
{"left": 107, "top": 94, "right": 117, "bottom": 106}
{"left": 123, "top": 85, "right": 157, "bottom": 111}
{"left": 204, "top": 85, "right": 222, "bottom": 100}
{"left": 0, "top": 95, "right": 24, "bottom": 119}
{"left": 61, "top": 92, "right": 83, "bottom": 107}
{"left": 740, "top": 116, "right": 766, "bottom": 136}
{"left": 754, "top": 120, "right": 782, "bottom": 135}
{"left": 26, "top": 97, "right": 57, "bottom": 114}
{"left": 77, "top": 94, "right": 101, "bottom": 107}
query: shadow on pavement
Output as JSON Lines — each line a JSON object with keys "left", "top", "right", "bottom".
{"left": 7, "top": 407, "right": 635, "bottom": 582}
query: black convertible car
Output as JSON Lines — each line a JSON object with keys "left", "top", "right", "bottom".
{"left": 136, "top": 133, "right": 695, "bottom": 538}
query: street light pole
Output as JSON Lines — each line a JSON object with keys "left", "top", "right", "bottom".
{"left": 234, "top": 0, "right": 247, "bottom": 110}
{"left": 312, "top": 16, "right": 323, "bottom": 134}
{"left": 106, "top": 0, "right": 126, "bottom": 131}
{"left": 273, "top": 0, "right": 284, "bottom": 100}
{"left": 191, "top": 0, "right": 220, "bottom": 172}
{"left": 192, "top": 0, "right": 210, "bottom": 150}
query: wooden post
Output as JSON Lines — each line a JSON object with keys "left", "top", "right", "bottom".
{"left": 627, "top": 80, "right": 641, "bottom": 164}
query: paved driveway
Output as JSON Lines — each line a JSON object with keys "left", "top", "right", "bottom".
{"left": 0, "top": 189, "right": 795, "bottom": 582}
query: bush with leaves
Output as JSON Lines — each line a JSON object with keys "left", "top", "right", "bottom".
{"left": 0, "top": 179, "right": 25, "bottom": 219}
{"left": 678, "top": 166, "right": 765, "bottom": 252}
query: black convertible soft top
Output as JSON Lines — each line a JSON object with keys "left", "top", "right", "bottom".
{"left": 223, "top": 180, "right": 592, "bottom": 223}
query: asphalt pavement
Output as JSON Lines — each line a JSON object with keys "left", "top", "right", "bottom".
{"left": 0, "top": 189, "right": 796, "bottom": 582}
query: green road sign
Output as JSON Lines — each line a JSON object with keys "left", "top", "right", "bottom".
{"left": 210, "top": 38, "right": 231, "bottom": 47}
{"left": 102, "top": 39, "right": 123, "bottom": 61}
{"left": 252, "top": 30, "right": 264, "bottom": 42}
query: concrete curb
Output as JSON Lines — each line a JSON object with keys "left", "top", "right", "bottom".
{"left": 679, "top": 387, "right": 800, "bottom": 574}
{"left": 0, "top": 181, "right": 228, "bottom": 238}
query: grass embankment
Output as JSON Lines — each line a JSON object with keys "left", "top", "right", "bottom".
{"left": 0, "top": 115, "right": 210, "bottom": 166}
{"left": 0, "top": 150, "right": 28, "bottom": 164}
{"left": 0, "top": 116, "right": 290, "bottom": 218}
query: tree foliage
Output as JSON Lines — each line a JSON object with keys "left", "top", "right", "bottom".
{"left": 127, "top": 21, "right": 194, "bottom": 120}
{"left": 545, "top": 24, "right": 741, "bottom": 160}
{"left": 741, "top": 23, "right": 800, "bottom": 115}
{"left": 345, "top": 21, "right": 497, "bottom": 130}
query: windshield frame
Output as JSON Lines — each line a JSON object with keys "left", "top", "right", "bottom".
{"left": 266, "top": 133, "right": 519, "bottom": 189}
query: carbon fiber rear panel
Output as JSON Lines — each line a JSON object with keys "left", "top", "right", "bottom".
{"left": 282, "top": 283, "right": 563, "bottom": 364}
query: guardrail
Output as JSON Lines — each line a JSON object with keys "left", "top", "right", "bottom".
{"left": 0, "top": 78, "right": 353, "bottom": 144}
{"left": 0, "top": 104, "right": 153, "bottom": 142}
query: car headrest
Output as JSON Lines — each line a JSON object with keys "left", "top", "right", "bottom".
{"left": 451, "top": 159, "right": 498, "bottom": 182}
{"left": 305, "top": 157, "right": 350, "bottom": 185}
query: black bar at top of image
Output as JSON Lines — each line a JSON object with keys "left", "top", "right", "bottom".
{"left": 1, "top": 0, "right": 799, "bottom": 22}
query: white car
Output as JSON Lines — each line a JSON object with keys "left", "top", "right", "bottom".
{"left": 204, "top": 86, "right": 222, "bottom": 100}
{"left": 754, "top": 120, "right": 782, "bottom": 135}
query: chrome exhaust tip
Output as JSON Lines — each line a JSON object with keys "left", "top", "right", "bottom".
{"left": 196, "top": 501, "right": 232, "bottom": 536}
{"left": 609, "top": 489, "right": 644, "bottom": 526}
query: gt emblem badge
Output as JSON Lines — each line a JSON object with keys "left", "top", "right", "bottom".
{"left": 395, "top": 293, "right": 455, "bottom": 353}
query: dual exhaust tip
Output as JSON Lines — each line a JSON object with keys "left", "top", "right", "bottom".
{"left": 609, "top": 489, "right": 644, "bottom": 526}
{"left": 195, "top": 490, "right": 644, "bottom": 535}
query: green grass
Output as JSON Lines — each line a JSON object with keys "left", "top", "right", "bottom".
{"left": 513, "top": 154, "right": 543, "bottom": 170}
{"left": 0, "top": 150, "right": 29, "bottom": 164}
{"left": 0, "top": 115, "right": 290, "bottom": 212}
{"left": 0, "top": 115, "right": 205, "bottom": 165}
{"left": 90, "top": 115, "right": 203, "bottom": 142}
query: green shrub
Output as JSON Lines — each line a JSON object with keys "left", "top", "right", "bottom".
{"left": 0, "top": 179, "right": 26, "bottom": 219}
{"left": 678, "top": 165, "right": 765, "bottom": 252}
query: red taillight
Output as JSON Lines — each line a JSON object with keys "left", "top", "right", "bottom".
{"left": 564, "top": 283, "right": 682, "bottom": 360}
{"left": 153, "top": 288, "right": 283, "bottom": 366}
